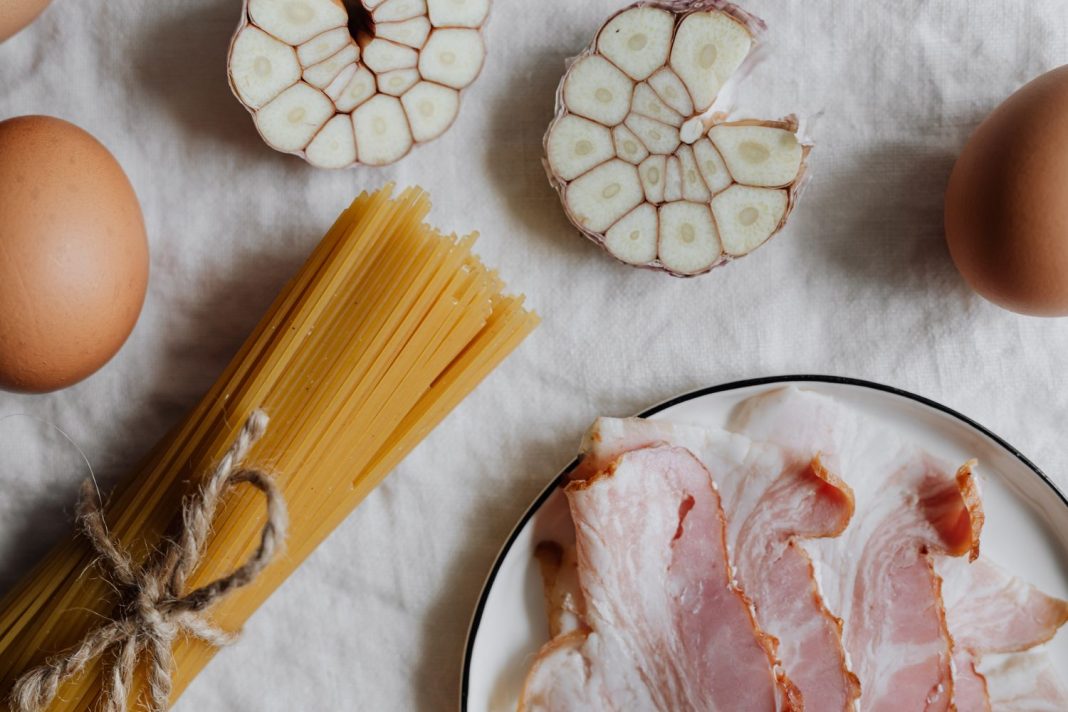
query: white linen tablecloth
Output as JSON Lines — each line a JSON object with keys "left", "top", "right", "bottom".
{"left": 2, "top": 0, "right": 1067, "bottom": 709}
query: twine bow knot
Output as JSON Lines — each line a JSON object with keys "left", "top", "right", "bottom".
{"left": 11, "top": 410, "right": 287, "bottom": 712}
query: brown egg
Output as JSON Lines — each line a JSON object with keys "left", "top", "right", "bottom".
{"left": 0, "top": 0, "right": 51, "bottom": 42}
{"left": 945, "top": 65, "right": 1068, "bottom": 316}
{"left": 0, "top": 116, "right": 148, "bottom": 393}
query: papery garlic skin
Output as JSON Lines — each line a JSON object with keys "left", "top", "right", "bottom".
{"left": 544, "top": 1, "right": 810, "bottom": 277}
{"left": 228, "top": 0, "right": 489, "bottom": 168}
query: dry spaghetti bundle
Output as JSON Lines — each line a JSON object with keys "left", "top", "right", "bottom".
{"left": 0, "top": 185, "right": 538, "bottom": 710}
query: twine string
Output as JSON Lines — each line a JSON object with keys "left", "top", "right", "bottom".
{"left": 10, "top": 409, "right": 287, "bottom": 712}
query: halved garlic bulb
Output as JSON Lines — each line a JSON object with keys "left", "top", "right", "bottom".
{"left": 227, "top": 0, "right": 489, "bottom": 168}
{"left": 544, "top": 1, "right": 810, "bottom": 276}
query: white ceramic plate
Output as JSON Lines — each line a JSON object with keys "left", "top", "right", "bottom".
{"left": 460, "top": 376, "right": 1068, "bottom": 711}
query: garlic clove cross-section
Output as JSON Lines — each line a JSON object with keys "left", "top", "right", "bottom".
{"left": 256, "top": 82, "right": 336, "bottom": 152}
{"left": 605, "top": 203, "right": 659, "bottom": 265}
{"left": 708, "top": 123, "right": 803, "bottom": 188}
{"left": 596, "top": 6, "right": 674, "bottom": 82}
{"left": 248, "top": 0, "right": 348, "bottom": 45}
{"left": 544, "top": 1, "right": 810, "bottom": 276}
{"left": 231, "top": 27, "right": 303, "bottom": 109}
{"left": 565, "top": 159, "right": 645, "bottom": 233}
{"left": 546, "top": 115, "right": 616, "bottom": 181}
{"left": 228, "top": 0, "right": 491, "bottom": 168}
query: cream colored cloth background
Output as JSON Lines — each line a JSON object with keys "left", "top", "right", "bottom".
{"left": 1, "top": 0, "right": 1067, "bottom": 709}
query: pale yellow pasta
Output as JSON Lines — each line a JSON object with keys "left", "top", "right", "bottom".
{"left": 0, "top": 185, "right": 538, "bottom": 710}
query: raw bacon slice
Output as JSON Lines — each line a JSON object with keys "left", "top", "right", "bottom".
{"left": 939, "top": 556, "right": 1068, "bottom": 710}
{"left": 576, "top": 416, "right": 859, "bottom": 711}
{"left": 982, "top": 651, "right": 1068, "bottom": 711}
{"left": 731, "top": 387, "right": 984, "bottom": 712}
{"left": 941, "top": 556, "right": 1068, "bottom": 655}
{"left": 520, "top": 445, "right": 790, "bottom": 711}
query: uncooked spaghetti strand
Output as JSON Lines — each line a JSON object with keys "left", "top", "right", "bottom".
{"left": 282, "top": 268, "right": 499, "bottom": 543}
{"left": 307, "top": 299, "right": 538, "bottom": 557}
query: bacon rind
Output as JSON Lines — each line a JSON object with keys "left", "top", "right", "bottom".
{"left": 930, "top": 552, "right": 956, "bottom": 711}
{"left": 808, "top": 455, "right": 856, "bottom": 538}
{"left": 922, "top": 460, "right": 983, "bottom": 560}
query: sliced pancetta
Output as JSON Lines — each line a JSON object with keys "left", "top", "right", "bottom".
{"left": 731, "top": 387, "right": 984, "bottom": 712}
{"left": 939, "top": 556, "right": 1068, "bottom": 710}
{"left": 575, "top": 416, "right": 859, "bottom": 711}
{"left": 982, "top": 651, "right": 1068, "bottom": 711}
{"left": 524, "top": 386, "right": 1065, "bottom": 712}
{"left": 520, "top": 445, "right": 792, "bottom": 711}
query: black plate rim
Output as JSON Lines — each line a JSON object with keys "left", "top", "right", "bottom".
{"left": 458, "top": 374, "right": 1068, "bottom": 709}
